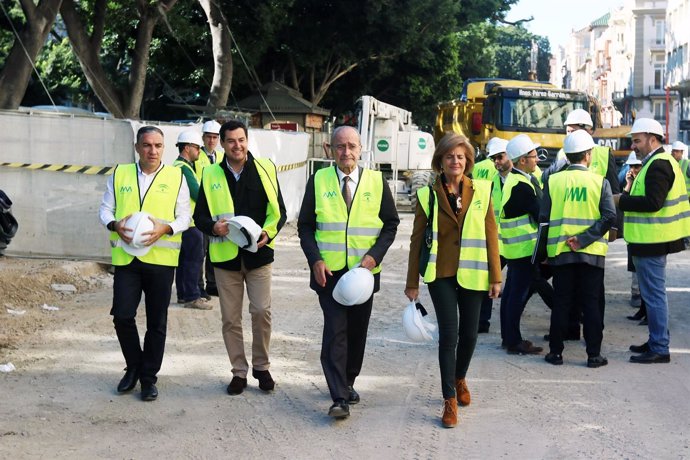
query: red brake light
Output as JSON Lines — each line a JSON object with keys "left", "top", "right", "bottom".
{"left": 471, "top": 112, "right": 482, "bottom": 135}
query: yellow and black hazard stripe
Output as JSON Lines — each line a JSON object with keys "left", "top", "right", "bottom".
{"left": 0, "top": 162, "right": 115, "bottom": 175}
{"left": 1, "top": 159, "right": 308, "bottom": 176}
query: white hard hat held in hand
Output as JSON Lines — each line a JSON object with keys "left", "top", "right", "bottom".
{"left": 332, "top": 267, "right": 375, "bottom": 306}
{"left": 123, "top": 211, "right": 155, "bottom": 256}
{"left": 402, "top": 301, "right": 436, "bottom": 342}
{"left": 226, "top": 216, "right": 262, "bottom": 253}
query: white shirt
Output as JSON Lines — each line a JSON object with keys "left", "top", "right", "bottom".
{"left": 226, "top": 157, "right": 244, "bottom": 181}
{"left": 336, "top": 166, "right": 359, "bottom": 198}
{"left": 99, "top": 161, "right": 191, "bottom": 235}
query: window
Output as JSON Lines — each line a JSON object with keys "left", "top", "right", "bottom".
{"left": 655, "top": 20, "right": 664, "bottom": 45}
{"left": 654, "top": 101, "right": 666, "bottom": 123}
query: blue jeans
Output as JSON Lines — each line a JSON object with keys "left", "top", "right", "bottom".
{"left": 176, "top": 227, "right": 204, "bottom": 302}
{"left": 632, "top": 255, "right": 670, "bottom": 355}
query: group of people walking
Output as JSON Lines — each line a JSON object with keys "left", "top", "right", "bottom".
{"left": 100, "top": 113, "right": 689, "bottom": 429}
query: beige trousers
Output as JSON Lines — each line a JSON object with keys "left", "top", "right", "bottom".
{"left": 214, "top": 261, "right": 272, "bottom": 378}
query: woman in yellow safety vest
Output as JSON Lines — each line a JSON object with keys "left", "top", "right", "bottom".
{"left": 405, "top": 133, "right": 502, "bottom": 429}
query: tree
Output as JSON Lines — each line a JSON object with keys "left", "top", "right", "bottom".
{"left": 0, "top": 0, "right": 63, "bottom": 110}
{"left": 60, "top": 0, "right": 178, "bottom": 119}
{"left": 197, "top": 0, "right": 231, "bottom": 109}
{"left": 493, "top": 25, "right": 550, "bottom": 81}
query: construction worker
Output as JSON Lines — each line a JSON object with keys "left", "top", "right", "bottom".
{"left": 614, "top": 118, "right": 690, "bottom": 364}
{"left": 670, "top": 141, "right": 690, "bottom": 199}
{"left": 499, "top": 134, "right": 544, "bottom": 355}
{"left": 173, "top": 130, "right": 212, "bottom": 310}
{"left": 540, "top": 130, "right": 616, "bottom": 368}
{"left": 196, "top": 120, "right": 224, "bottom": 298}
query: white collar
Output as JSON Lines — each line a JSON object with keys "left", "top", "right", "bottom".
{"left": 336, "top": 166, "right": 360, "bottom": 184}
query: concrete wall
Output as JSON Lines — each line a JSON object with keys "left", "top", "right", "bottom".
{"left": 0, "top": 110, "right": 309, "bottom": 260}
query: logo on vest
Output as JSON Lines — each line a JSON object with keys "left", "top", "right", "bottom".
{"left": 119, "top": 185, "right": 132, "bottom": 193}
{"left": 475, "top": 169, "right": 489, "bottom": 179}
{"left": 211, "top": 183, "right": 222, "bottom": 191}
{"left": 362, "top": 192, "right": 372, "bottom": 202}
{"left": 156, "top": 184, "right": 170, "bottom": 193}
{"left": 565, "top": 187, "right": 587, "bottom": 202}
{"left": 323, "top": 190, "right": 338, "bottom": 199}
{"left": 472, "top": 199, "right": 483, "bottom": 210}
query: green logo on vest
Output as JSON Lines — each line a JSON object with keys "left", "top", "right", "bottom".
{"left": 119, "top": 186, "right": 132, "bottom": 193}
{"left": 418, "top": 138, "right": 427, "bottom": 149}
{"left": 377, "top": 140, "right": 389, "bottom": 152}
{"left": 323, "top": 190, "right": 337, "bottom": 198}
{"left": 476, "top": 169, "right": 488, "bottom": 179}
{"left": 211, "top": 183, "right": 222, "bottom": 191}
{"left": 363, "top": 191, "right": 372, "bottom": 202}
{"left": 156, "top": 184, "right": 169, "bottom": 193}
{"left": 473, "top": 199, "right": 482, "bottom": 210}
{"left": 565, "top": 187, "right": 587, "bottom": 202}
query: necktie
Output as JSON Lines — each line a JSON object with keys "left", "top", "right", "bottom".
{"left": 530, "top": 174, "right": 543, "bottom": 200}
{"left": 208, "top": 152, "right": 215, "bottom": 164}
{"left": 342, "top": 176, "right": 352, "bottom": 211}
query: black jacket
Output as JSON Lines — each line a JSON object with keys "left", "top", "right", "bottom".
{"left": 194, "top": 152, "right": 287, "bottom": 270}
{"left": 297, "top": 166, "right": 400, "bottom": 294}
{"left": 619, "top": 148, "right": 685, "bottom": 257}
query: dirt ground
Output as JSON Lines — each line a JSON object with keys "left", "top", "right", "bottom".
{"left": 1, "top": 214, "right": 689, "bottom": 459}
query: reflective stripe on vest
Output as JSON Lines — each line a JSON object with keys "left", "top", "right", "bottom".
{"left": 546, "top": 169, "right": 608, "bottom": 258}
{"left": 499, "top": 173, "right": 537, "bottom": 259}
{"left": 110, "top": 164, "right": 183, "bottom": 267}
{"left": 624, "top": 153, "right": 690, "bottom": 243}
{"left": 418, "top": 181, "right": 491, "bottom": 291}
{"left": 173, "top": 159, "right": 197, "bottom": 226}
{"left": 314, "top": 167, "right": 383, "bottom": 274}
{"left": 472, "top": 159, "right": 497, "bottom": 182}
{"left": 202, "top": 158, "right": 281, "bottom": 262}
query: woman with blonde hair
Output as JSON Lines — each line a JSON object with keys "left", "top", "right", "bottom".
{"left": 405, "top": 133, "right": 502, "bottom": 428}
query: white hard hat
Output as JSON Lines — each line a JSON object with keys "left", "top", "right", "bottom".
{"left": 402, "top": 301, "right": 437, "bottom": 342}
{"left": 486, "top": 137, "right": 509, "bottom": 157}
{"left": 227, "top": 216, "right": 262, "bottom": 253}
{"left": 122, "top": 211, "right": 154, "bottom": 257}
{"left": 564, "top": 109, "right": 593, "bottom": 127}
{"left": 202, "top": 120, "right": 221, "bottom": 134}
{"left": 671, "top": 140, "right": 688, "bottom": 152}
{"left": 625, "top": 157, "right": 642, "bottom": 166}
{"left": 176, "top": 130, "right": 204, "bottom": 147}
{"left": 332, "top": 267, "right": 375, "bottom": 306}
{"left": 628, "top": 118, "right": 664, "bottom": 137}
{"left": 563, "top": 130, "right": 596, "bottom": 154}
{"left": 506, "top": 134, "right": 540, "bottom": 160}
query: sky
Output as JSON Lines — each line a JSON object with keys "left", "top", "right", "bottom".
{"left": 504, "top": 0, "right": 625, "bottom": 49}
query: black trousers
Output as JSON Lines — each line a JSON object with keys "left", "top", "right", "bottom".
{"left": 549, "top": 263, "right": 605, "bottom": 357}
{"left": 318, "top": 291, "right": 373, "bottom": 402}
{"left": 111, "top": 259, "right": 175, "bottom": 385}
{"left": 428, "top": 277, "right": 484, "bottom": 399}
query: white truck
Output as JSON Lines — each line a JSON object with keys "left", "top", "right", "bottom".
{"left": 355, "top": 95, "right": 435, "bottom": 208}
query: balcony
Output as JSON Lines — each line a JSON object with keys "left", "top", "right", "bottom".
{"left": 649, "top": 39, "right": 665, "bottom": 51}
{"left": 647, "top": 86, "right": 666, "bottom": 96}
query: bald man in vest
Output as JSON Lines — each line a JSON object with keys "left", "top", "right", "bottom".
{"left": 99, "top": 126, "right": 191, "bottom": 401}
{"left": 298, "top": 126, "right": 399, "bottom": 419}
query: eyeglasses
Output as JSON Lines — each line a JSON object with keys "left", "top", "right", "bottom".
{"left": 491, "top": 154, "right": 505, "bottom": 161}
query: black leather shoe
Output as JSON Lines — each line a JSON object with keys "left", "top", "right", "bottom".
{"left": 630, "top": 351, "right": 670, "bottom": 364}
{"left": 252, "top": 369, "right": 275, "bottom": 392}
{"left": 328, "top": 399, "right": 350, "bottom": 419}
{"left": 626, "top": 308, "right": 645, "bottom": 321}
{"left": 545, "top": 352, "right": 563, "bottom": 365}
{"left": 587, "top": 355, "right": 608, "bottom": 368}
{"left": 629, "top": 342, "right": 650, "bottom": 353}
{"left": 117, "top": 367, "right": 139, "bottom": 393}
{"left": 227, "top": 376, "right": 248, "bottom": 395}
{"left": 347, "top": 386, "right": 360, "bottom": 404}
{"left": 507, "top": 340, "right": 543, "bottom": 355}
{"left": 141, "top": 383, "right": 158, "bottom": 401}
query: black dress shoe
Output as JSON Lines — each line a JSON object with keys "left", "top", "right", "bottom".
{"left": 328, "top": 399, "right": 350, "bottom": 419}
{"left": 507, "top": 340, "right": 543, "bottom": 355}
{"left": 545, "top": 352, "right": 563, "bottom": 365}
{"left": 227, "top": 376, "right": 248, "bottom": 395}
{"left": 252, "top": 369, "right": 275, "bottom": 392}
{"left": 141, "top": 383, "right": 158, "bottom": 401}
{"left": 629, "top": 351, "right": 670, "bottom": 364}
{"left": 117, "top": 367, "right": 139, "bottom": 393}
{"left": 347, "top": 386, "right": 360, "bottom": 404}
{"left": 587, "top": 355, "right": 608, "bottom": 368}
{"left": 629, "top": 342, "right": 650, "bottom": 353}
{"left": 626, "top": 308, "right": 645, "bottom": 321}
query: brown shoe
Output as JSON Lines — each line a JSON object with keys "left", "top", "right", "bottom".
{"left": 456, "top": 378, "right": 471, "bottom": 406}
{"left": 441, "top": 397, "right": 458, "bottom": 428}
{"left": 184, "top": 298, "right": 213, "bottom": 310}
{"left": 507, "top": 340, "right": 543, "bottom": 355}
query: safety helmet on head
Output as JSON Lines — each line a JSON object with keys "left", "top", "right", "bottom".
{"left": 563, "top": 130, "right": 596, "bottom": 154}
{"left": 486, "top": 137, "right": 509, "bottom": 157}
{"left": 625, "top": 156, "right": 642, "bottom": 166}
{"left": 506, "top": 134, "right": 540, "bottom": 160}
{"left": 202, "top": 120, "right": 221, "bottom": 134}
{"left": 123, "top": 211, "right": 155, "bottom": 257}
{"left": 226, "top": 216, "right": 262, "bottom": 253}
{"left": 402, "top": 301, "right": 437, "bottom": 342}
{"left": 176, "top": 130, "right": 204, "bottom": 147}
{"left": 628, "top": 118, "right": 664, "bottom": 138}
{"left": 332, "top": 267, "right": 375, "bottom": 306}
{"left": 564, "top": 109, "right": 593, "bottom": 128}
{"left": 671, "top": 140, "right": 688, "bottom": 153}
